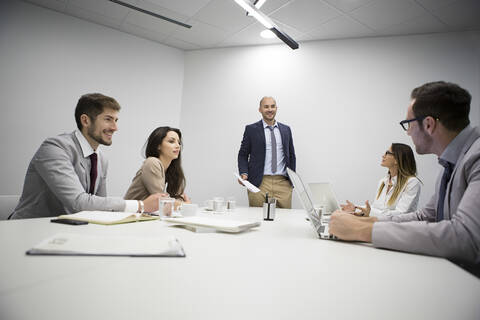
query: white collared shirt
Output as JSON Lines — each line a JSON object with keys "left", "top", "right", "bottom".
{"left": 75, "top": 130, "right": 137, "bottom": 213}
{"left": 75, "top": 130, "right": 102, "bottom": 194}
{"left": 370, "top": 175, "right": 421, "bottom": 219}
{"left": 262, "top": 119, "right": 286, "bottom": 176}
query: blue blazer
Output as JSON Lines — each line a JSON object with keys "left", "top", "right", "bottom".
{"left": 238, "top": 120, "right": 296, "bottom": 187}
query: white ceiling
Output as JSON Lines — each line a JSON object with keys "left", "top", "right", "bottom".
{"left": 24, "top": 0, "right": 480, "bottom": 50}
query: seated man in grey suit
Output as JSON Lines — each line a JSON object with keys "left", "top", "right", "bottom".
{"left": 329, "top": 81, "right": 479, "bottom": 275}
{"left": 10, "top": 93, "right": 162, "bottom": 219}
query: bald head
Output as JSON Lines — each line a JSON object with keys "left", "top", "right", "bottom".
{"left": 259, "top": 96, "right": 276, "bottom": 107}
{"left": 259, "top": 96, "right": 277, "bottom": 125}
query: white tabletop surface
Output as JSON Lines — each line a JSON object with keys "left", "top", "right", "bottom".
{"left": 1, "top": 207, "right": 479, "bottom": 320}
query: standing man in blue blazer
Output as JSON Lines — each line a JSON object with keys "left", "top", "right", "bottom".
{"left": 238, "top": 96, "right": 296, "bottom": 208}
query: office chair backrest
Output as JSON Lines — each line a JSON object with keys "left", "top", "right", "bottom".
{"left": 0, "top": 195, "right": 20, "bottom": 220}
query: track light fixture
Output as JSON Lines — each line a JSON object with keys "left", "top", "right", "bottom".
{"left": 234, "top": 0, "right": 299, "bottom": 50}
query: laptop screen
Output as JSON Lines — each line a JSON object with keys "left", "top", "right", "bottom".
{"left": 308, "top": 183, "right": 341, "bottom": 214}
{"left": 286, "top": 168, "right": 323, "bottom": 233}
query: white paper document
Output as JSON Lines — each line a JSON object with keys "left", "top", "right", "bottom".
{"left": 234, "top": 172, "right": 261, "bottom": 193}
{"left": 61, "top": 211, "right": 135, "bottom": 222}
{"left": 57, "top": 211, "right": 158, "bottom": 225}
{"left": 163, "top": 216, "right": 261, "bottom": 233}
{"left": 26, "top": 233, "right": 185, "bottom": 257}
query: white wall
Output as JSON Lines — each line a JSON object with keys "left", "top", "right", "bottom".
{"left": 0, "top": 0, "right": 185, "bottom": 196}
{"left": 180, "top": 32, "right": 480, "bottom": 209}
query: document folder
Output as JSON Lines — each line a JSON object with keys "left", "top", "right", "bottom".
{"left": 26, "top": 233, "right": 185, "bottom": 257}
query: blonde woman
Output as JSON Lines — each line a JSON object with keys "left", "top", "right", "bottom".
{"left": 342, "top": 143, "right": 421, "bottom": 219}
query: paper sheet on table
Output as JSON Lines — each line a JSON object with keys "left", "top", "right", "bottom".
{"left": 234, "top": 172, "right": 261, "bottom": 193}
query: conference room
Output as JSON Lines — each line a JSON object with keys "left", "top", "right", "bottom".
{"left": 1, "top": 0, "right": 479, "bottom": 319}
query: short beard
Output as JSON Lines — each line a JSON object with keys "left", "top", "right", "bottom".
{"left": 88, "top": 125, "right": 112, "bottom": 146}
{"left": 414, "top": 128, "right": 432, "bottom": 155}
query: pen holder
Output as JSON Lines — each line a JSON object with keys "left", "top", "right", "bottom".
{"left": 263, "top": 198, "right": 276, "bottom": 221}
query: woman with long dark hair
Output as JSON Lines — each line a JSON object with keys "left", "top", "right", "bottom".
{"left": 125, "top": 126, "right": 189, "bottom": 207}
{"left": 342, "top": 143, "right": 421, "bottom": 218}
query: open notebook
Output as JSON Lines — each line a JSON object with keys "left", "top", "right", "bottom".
{"left": 57, "top": 211, "right": 159, "bottom": 225}
{"left": 163, "top": 216, "right": 261, "bottom": 233}
{"left": 26, "top": 233, "right": 185, "bottom": 257}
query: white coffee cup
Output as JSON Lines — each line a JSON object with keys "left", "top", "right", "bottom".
{"left": 180, "top": 203, "right": 198, "bottom": 217}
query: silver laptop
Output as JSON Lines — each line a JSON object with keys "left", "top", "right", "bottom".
{"left": 287, "top": 168, "right": 336, "bottom": 240}
{"left": 308, "top": 183, "right": 341, "bottom": 214}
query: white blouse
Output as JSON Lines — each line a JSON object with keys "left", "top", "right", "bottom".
{"left": 370, "top": 175, "right": 421, "bottom": 219}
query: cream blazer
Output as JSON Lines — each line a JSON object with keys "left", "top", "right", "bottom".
{"left": 124, "top": 157, "right": 166, "bottom": 200}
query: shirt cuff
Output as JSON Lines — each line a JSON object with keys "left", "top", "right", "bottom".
{"left": 375, "top": 214, "right": 393, "bottom": 222}
{"left": 124, "top": 200, "right": 139, "bottom": 213}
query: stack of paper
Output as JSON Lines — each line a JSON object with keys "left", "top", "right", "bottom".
{"left": 163, "top": 216, "right": 261, "bottom": 233}
{"left": 234, "top": 172, "right": 261, "bottom": 193}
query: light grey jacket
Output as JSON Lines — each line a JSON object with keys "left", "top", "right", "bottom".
{"left": 373, "top": 126, "right": 480, "bottom": 266}
{"left": 11, "top": 132, "right": 125, "bottom": 219}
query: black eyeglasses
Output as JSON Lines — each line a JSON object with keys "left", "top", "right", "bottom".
{"left": 384, "top": 151, "right": 394, "bottom": 156}
{"left": 399, "top": 116, "right": 426, "bottom": 131}
{"left": 399, "top": 116, "right": 440, "bottom": 131}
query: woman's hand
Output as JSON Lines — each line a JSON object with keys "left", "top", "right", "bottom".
{"left": 181, "top": 193, "right": 191, "bottom": 203}
{"left": 174, "top": 193, "right": 191, "bottom": 211}
{"left": 354, "top": 200, "right": 371, "bottom": 217}
{"left": 340, "top": 200, "right": 356, "bottom": 213}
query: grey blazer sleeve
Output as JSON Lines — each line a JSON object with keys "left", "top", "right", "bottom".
{"left": 34, "top": 138, "right": 125, "bottom": 213}
{"left": 377, "top": 192, "right": 437, "bottom": 223}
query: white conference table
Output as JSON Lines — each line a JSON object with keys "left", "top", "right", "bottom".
{"left": 1, "top": 207, "right": 479, "bottom": 320}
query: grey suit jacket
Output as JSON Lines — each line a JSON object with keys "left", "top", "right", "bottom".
{"left": 10, "top": 131, "right": 125, "bottom": 219}
{"left": 372, "top": 126, "right": 480, "bottom": 266}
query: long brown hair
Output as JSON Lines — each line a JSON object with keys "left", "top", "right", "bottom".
{"left": 377, "top": 143, "right": 418, "bottom": 205}
{"left": 145, "top": 126, "right": 186, "bottom": 199}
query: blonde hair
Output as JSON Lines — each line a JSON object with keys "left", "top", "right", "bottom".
{"left": 376, "top": 143, "right": 419, "bottom": 206}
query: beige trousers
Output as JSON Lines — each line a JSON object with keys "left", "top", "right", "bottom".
{"left": 247, "top": 175, "right": 292, "bottom": 209}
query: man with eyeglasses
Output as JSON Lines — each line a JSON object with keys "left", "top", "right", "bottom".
{"left": 329, "top": 81, "right": 480, "bottom": 276}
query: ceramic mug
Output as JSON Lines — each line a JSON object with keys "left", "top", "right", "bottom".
{"left": 180, "top": 203, "right": 198, "bottom": 217}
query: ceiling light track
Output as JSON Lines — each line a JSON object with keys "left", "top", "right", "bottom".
{"left": 108, "top": 0, "right": 192, "bottom": 29}
{"left": 234, "top": 0, "right": 298, "bottom": 50}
